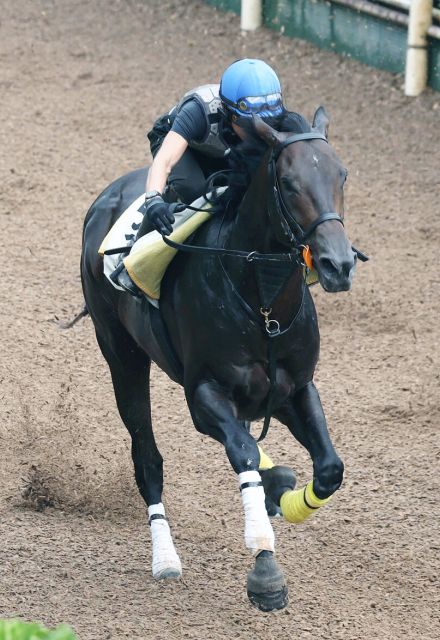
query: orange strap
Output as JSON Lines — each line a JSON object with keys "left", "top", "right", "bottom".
{"left": 302, "top": 245, "right": 313, "bottom": 270}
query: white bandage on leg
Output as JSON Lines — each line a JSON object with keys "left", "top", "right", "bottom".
{"left": 148, "top": 503, "right": 182, "bottom": 579}
{"left": 239, "top": 471, "right": 275, "bottom": 555}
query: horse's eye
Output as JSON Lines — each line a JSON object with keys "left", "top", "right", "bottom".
{"left": 280, "top": 176, "right": 299, "bottom": 194}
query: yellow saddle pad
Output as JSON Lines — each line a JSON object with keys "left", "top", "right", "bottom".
{"left": 124, "top": 208, "right": 211, "bottom": 299}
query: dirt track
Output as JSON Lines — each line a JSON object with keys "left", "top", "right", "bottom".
{"left": 1, "top": 1, "right": 439, "bottom": 638}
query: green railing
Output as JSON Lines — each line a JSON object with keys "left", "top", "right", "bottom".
{"left": 204, "top": 0, "right": 440, "bottom": 91}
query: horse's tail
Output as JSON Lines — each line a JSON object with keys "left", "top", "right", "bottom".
{"left": 60, "top": 302, "right": 89, "bottom": 329}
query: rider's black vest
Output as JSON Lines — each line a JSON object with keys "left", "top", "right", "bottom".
{"left": 169, "top": 84, "right": 229, "bottom": 159}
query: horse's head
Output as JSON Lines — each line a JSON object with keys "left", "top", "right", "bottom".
{"left": 254, "top": 108, "right": 356, "bottom": 292}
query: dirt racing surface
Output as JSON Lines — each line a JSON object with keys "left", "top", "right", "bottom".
{"left": 1, "top": 1, "right": 439, "bottom": 638}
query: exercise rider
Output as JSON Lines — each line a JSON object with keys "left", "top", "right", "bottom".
{"left": 113, "top": 58, "right": 285, "bottom": 295}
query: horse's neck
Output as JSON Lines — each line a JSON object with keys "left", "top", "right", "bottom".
{"left": 222, "top": 155, "right": 304, "bottom": 323}
{"left": 227, "top": 157, "right": 273, "bottom": 253}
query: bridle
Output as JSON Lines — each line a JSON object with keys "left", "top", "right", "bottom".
{"left": 268, "top": 131, "right": 345, "bottom": 250}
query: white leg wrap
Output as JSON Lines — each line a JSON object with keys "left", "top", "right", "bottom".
{"left": 239, "top": 471, "right": 275, "bottom": 555}
{"left": 148, "top": 503, "right": 182, "bottom": 580}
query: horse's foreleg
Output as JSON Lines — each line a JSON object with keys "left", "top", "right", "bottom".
{"left": 96, "top": 331, "right": 181, "bottom": 579}
{"left": 188, "top": 381, "right": 287, "bottom": 611}
{"left": 273, "top": 381, "right": 344, "bottom": 524}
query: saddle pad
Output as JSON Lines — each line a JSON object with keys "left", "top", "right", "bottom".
{"left": 304, "top": 267, "right": 319, "bottom": 286}
{"left": 98, "top": 193, "right": 145, "bottom": 257}
{"left": 124, "top": 207, "right": 212, "bottom": 299}
{"left": 99, "top": 191, "right": 224, "bottom": 301}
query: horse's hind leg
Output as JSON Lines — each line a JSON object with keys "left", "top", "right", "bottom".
{"left": 95, "top": 329, "right": 182, "bottom": 579}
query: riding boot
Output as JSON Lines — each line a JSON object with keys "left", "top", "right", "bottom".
{"left": 109, "top": 260, "right": 142, "bottom": 297}
{"left": 109, "top": 207, "right": 155, "bottom": 296}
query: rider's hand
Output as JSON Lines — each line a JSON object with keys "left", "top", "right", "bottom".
{"left": 145, "top": 196, "right": 186, "bottom": 236}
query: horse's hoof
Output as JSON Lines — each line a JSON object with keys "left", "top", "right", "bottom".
{"left": 152, "top": 556, "right": 182, "bottom": 580}
{"left": 247, "top": 551, "right": 288, "bottom": 612}
{"left": 261, "top": 466, "right": 296, "bottom": 506}
{"left": 247, "top": 585, "right": 288, "bottom": 612}
{"left": 153, "top": 566, "right": 182, "bottom": 580}
{"left": 265, "top": 494, "right": 282, "bottom": 518}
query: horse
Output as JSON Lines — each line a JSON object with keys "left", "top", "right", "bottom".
{"left": 81, "top": 108, "right": 358, "bottom": 612}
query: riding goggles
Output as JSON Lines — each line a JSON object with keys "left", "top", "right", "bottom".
{"left": 222, "top": 92, "right": 284, "bottom": 118}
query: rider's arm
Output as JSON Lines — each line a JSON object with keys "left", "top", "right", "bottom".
{"left": 145, "top": 131, "right": 188, "bottom": 194}
{"left": 142, "top": 100, "right": 208, "bottom": 236}
{"left": 146, "top": 99, "right": 207, "bottom": 194}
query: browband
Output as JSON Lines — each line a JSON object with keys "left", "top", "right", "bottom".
{"left": 274, "top": 132, "right": 328, "bottom": 161}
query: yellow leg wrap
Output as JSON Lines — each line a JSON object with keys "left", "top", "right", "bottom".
{"left": 280, "top": 481, "right": 331, "bottom": 524}
{"left": 258, "top": 445, "right": 275, "bottom": 470}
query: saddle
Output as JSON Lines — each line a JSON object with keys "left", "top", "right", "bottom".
{"left": 99, "top": 192, "right": 219, "bottom": 303}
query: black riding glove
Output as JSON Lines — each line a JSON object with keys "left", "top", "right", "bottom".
{"left": 146, "top": 196, "right": 186, "bottom": 236}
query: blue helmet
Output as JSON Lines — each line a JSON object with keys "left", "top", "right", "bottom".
{"left": 219, "top": 58, "right": 284, "bottom": 119}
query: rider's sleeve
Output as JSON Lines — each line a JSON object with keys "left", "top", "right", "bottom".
{"left": 170, "top": 99, "right": 208, "bottom": 143}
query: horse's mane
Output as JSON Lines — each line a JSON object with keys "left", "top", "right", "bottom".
{"left": 213, "top": 110, "right": 312, "bottom": 216}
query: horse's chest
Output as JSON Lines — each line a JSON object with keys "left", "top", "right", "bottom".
{"left": 231, "top": 364, "right": 294, "bottom": 420}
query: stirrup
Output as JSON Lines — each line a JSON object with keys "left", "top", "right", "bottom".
{"left": 110, "top": 262, "right": 142, "bottom": 298}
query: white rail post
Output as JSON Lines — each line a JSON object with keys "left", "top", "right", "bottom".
{"left": 405, "top": 0, "right": 433, "bottom": 96}
{"left": 241, "top": 0, "right": 263, "bottom": 31}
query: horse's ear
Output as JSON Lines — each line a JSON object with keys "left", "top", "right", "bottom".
{"left": 252, "top": 115, "right": 283, "bottom": 147}
{"left": 312, "top": 106, "right": 330, "bottom": 139}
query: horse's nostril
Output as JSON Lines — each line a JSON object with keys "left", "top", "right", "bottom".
{"left": 320, "top": 257, "right": 339, "bottom": 275}
{"left": 319, "top": 256, "right": 354, "bottom": 279}
{"left": 342, "top": 259, "right": 354, "bottom": 277}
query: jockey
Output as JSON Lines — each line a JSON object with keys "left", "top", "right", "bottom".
{"left": 113, "top": 58, "right": 284, "bottom": 294}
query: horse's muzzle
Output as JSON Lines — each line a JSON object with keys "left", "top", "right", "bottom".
{"left": 315, "top": 250, "right": 357, "bottom": 292}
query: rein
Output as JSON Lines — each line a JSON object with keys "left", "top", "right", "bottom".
{"left": 161, "top": 234, "right": 301, "bottom": 263}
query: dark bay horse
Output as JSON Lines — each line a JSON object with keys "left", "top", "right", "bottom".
{"left": 81, "top": 108, "right": 357, "bottom": 612}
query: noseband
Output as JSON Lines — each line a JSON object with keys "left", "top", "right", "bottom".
{"left": 269, "top": 132, "right": 344, "bottom": 248}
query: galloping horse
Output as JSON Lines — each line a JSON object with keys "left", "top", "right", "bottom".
{"left": 81, "top": 108, "right": 358, "bottom": 612}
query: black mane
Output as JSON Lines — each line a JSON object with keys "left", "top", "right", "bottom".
{"left": 213, "top": 111, "right": 312, "bottom": 215}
